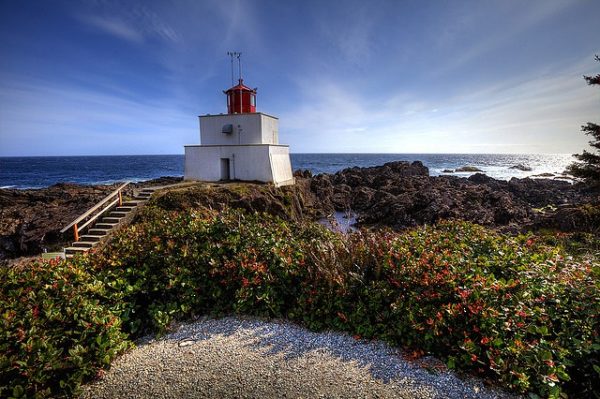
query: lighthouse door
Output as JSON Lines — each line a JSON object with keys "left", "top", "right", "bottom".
{"left": 220, "top": 158, "right": 230, "bottom": 181}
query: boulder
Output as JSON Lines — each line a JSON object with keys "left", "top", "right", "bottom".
{"left": 509, "top": 164, "right": 532, "bottom": 171}
{"left": 455, "top": 166, "right": 483, "bottom": 172}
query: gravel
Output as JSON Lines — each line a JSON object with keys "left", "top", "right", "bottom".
{"left": 80, "top": 316, "right": 521, "bottom": 399}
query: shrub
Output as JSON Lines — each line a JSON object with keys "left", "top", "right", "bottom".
{"left": 1, "top": 206, "right": 598, "bottom": 398}
{"left": 0, "top": 258, "right": 130, "bottom": 398}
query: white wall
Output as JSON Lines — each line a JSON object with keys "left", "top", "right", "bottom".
{"left": 184, "top": 144, "right": 294, "bottom": 186}
{"left": 269, "top": 145, "right": 294, "bottom": 186}
{"left": 260, "top": 114, "right": 279, "bottom": 144}
{"left": 199, "top": 113, "right": 279, "bottom": 146}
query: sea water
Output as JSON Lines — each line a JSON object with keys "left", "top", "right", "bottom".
{"left": 0, "top": 153, "right": 575, "bottom": 189}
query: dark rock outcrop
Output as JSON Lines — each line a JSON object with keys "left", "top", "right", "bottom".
{"left": 299, "top": 161, "right": 596, "bottom": 231}
{"left": 0, "top": 183, "right": 116, "bottom": 259}
{"left": 0, "top": 176, "right": 184, "bottom": 260}
{"left": 151, "top": 161, "right": 595, "bottom": 233}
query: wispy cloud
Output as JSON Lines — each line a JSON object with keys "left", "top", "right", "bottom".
{"left": 0, "top": 76, "right": 195, "bottom": 155}
{"left": 81, "top": 15, "right": 144, "bottom": 43}
{"left": 430, "top": 0, "right": 575, "bottom": 77}
{"left": 75, "top": 2, "right": 180, "bottom": 45}
{"left": 281, "top": 56, "right": 598, "bottom": 154}
{"left": 314, "top": 1, "right": 380, "bottom": 64}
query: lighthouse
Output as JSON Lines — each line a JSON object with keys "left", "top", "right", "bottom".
{"left": 184, "top": 54, "right": 294, "bottom": 187}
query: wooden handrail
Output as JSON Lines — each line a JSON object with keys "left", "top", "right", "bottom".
{"left": 61, "top": 182, "right": 130, "bottom": 238}
{"left": 77, "top": 197, "right": 119, "bottom": 232}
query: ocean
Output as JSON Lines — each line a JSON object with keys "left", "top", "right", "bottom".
{"left": 0, "top": 153, "right": 575, "bottom": 189}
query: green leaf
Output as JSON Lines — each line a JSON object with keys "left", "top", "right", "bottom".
{"left": 447, "top": 357, "right": 456, "bottom": 369}
{"left": 12, "top": 385, "right": 24, "bottom": 398}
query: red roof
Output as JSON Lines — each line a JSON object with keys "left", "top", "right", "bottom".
{"left": 224, "top": 79, "right": 256, "bottom": 93}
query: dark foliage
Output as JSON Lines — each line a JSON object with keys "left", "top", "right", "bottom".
{"left": 568, "top": 56, "right": 600, "bottom": 186}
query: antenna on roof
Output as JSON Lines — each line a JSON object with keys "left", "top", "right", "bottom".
{"left": 227, "top": 51, "right": 242, "bottom": 85}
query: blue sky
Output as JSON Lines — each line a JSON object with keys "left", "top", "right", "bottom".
{"left": 0, "top": 0, "right": 598, "bottom": 156}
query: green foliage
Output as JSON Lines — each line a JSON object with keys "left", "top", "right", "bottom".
{"left": 568, "top": 55, "right": 600, "bottom": 186}
{"left": 0, "top": 258, "right": 130, "bottom": 398}
{"left": 1, "top": 206, "right": 598, "bottom": 398}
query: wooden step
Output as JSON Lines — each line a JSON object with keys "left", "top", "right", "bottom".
{"left": 102, "top": 217, "right": 121, "bottom": 224}
{"left": 116, "top": 206, "right": 135, "bottom": 212}
{"left": 65, "top": 246, "right": 88, "bottom": 255}
{"left": 94, "top": 223, "right": 117, "bottom": 230}
{"left": 78, "top": 235, "right": 102, "bottom": 242}
{"left": 72, "top": 241, "right": 96, "bottom": 248}
{"left": 88, "top": 227, "right": 111, "bottom": 234}
{"left": 109, "top": 211, "right": 128, "bottom": 217}
{"left": 122, "top": 201, "right": 143, "bottom": 207}
{"left": 121, "top": 198, "right": 144, "bottom": 207}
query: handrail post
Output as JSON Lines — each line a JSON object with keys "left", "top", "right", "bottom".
{"left": 73, "top": 224, "right": 79, "bottom": 242}
{"left": 118, "top": 190, "right": 123, "bottom": 206}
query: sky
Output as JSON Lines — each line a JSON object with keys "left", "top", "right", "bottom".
{"left": 0, "top": 0, "right": 599, "bottom": 156}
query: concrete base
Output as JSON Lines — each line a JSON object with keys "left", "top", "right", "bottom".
{"left": 184, "top": 144, "right": 295, "bottom": 187}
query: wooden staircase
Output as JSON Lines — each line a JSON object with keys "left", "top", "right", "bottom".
{"left": 62, "top": 185, "right": 160, "bottom": 259}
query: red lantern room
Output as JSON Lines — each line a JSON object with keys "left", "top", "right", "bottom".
{"left": 224, "top": 79, "right": 257, "bottom": 114}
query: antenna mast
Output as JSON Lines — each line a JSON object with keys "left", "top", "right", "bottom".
{"left": 227, "top": 51, "right": 241, "bottom": 86}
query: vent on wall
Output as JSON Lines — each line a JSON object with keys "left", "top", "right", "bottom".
{"left": 222, "top": 124, "right": 233, "bottom": 134}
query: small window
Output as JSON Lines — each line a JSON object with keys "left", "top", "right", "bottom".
{"left": 250, "top": 95, "right": 256, "bottom": 107}
{"left": 222, "top": 124, "right": 233, "bottom": 134}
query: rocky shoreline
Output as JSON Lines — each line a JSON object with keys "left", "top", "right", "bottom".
{"left": 0, "top": 177, "right": 183, "bottom": 260}
{"left": 304, "top": 161, "right": 598, "bottom": 232}
{"left": 1, "top": 162, "right": 598, "bottom": 260}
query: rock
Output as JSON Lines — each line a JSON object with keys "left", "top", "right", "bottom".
{"left": 455, "top": 166, "right": 483, "bottom": 172}
{"left": 0, "top": 177, "right": 188, "bottom": 260}
{"left": 509, "top": 164, "right": 532, "bottom": 171}
{"left": 442, "top": 169, "right": 454, "bottom": 173}
{"left": 351, "top": 187, "right": 377, "bottom": 210}
{"left": 532, "top": 173, "right": 554, "bottom": 177}
{"left": 332, "top": 184, "right": 352, "bottom": 209}
{"left": 468, "top": 173, "right": 494, "bottom": 184}
{"left": 0, "top": 183, "right": 117, "bottom": 259}
{"left": 308, "top": 163, "right": 593, "bottom": 231}
{"left": 533, "top": 203, "right": 600, "bottom": 233}
{"left": 293, "top": 169, "right": 313, "bottom": 178}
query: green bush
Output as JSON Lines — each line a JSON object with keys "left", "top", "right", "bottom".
{"left": 0, "top": 258, "right": 130, "bottom": 398}
{"left": 1, "top": 206, "right": 598, "bottom": 398}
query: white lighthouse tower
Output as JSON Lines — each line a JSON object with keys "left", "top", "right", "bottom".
{"left": 184, "top": 54, "right": 294, "bottom": 187}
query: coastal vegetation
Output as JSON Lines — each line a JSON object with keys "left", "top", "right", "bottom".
{"left": 1, "top": 205, "right": 598, "bottom": 398}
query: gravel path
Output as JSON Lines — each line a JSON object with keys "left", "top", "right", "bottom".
{"left": 80, "top": 317, "right": 520, "bottom": 399}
